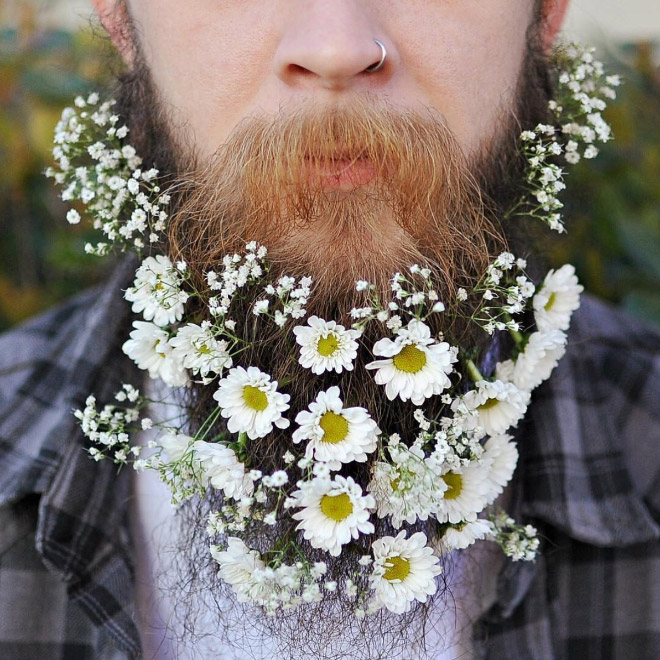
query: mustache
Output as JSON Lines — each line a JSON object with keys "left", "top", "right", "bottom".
{"left": 166, "top": 99, "right": 503, "bottom": 308}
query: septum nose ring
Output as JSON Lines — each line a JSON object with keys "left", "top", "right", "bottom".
{"left": 365, "top": 39, "right": 387, "bottom": 72}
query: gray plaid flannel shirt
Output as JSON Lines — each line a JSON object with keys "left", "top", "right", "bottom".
{"left": 1, "top": 258, "right": 659, "bottom": 660}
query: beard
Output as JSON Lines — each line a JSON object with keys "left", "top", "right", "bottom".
{"left": 116, "top": 13, "right": 553, "bottom": 659}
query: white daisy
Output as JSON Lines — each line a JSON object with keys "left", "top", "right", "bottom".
{"left": 122, "top": 321, "right": 189, "bottom": 386}
{"left": 170, "top": 321, "right": 233, "bottom": 377}
{"left": 124, "top": 255, "right": 189, "bottom": 326}
{"left": 365, "top": 319, "right": 457, "bottom": 405}
{"left": 496, "top": 329, "right": 566, "bottom": 392}
{"left": 293, "top": 316, "right": 360, "bottom": 374}
{"left": 192, "top": 440, "right": 253, "bottom": 500}
{"left": 432, "top": 519, "right": 494, "bottom": 553}
{"left": 211, "top": 538, "right": 269, "bottom": 604}
{"left": 481, "top": 434, "right": 519, "bottom": 506}
{"left": 290, "top": 475, "right": 375, "bottom": 557}
{"left": 452, "top": 380, "right": 530, "bottom": 437}
{"left": 434, "top": 461, "right": 490, "bottom": 524}
{"left": 292, "top": 387, "right": 380, "bottom": 470}
{"left": 370, "top": 531, "right": 443, "bottom": 614}
{"left": 157, "top": 431, "right": 192, "bottom": 463}
{"left": 214, "top": 366, "right": 290, "bottom": 440}
{"left": 533, "top": 264, "right": 583, "bottom": 332}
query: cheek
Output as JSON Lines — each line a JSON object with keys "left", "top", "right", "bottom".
{"left": 131, "top": 1, "right": 278, "bottom": 154}
{"left": 398, "top": 1, "right": 533, "bottom": 153}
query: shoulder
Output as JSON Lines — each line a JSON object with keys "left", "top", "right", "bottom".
{"left": 0, "top": 289, "right": 103, "bottom": 407}
{"left": 566, "top": 295, "right": 660, "bottom": 469}
{"left": 521, "top": 294, "right": 660, "bottom": 546}
{"left": 0, "top": 258, "right": 138, "bottom": 505}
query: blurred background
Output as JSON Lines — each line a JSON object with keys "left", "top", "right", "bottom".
{"left": 0, "top": 0, "right": 659, "bottom": 330}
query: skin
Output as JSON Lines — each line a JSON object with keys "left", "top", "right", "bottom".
{"left": 92, "top": 0, "right": 570, "bottom": 162}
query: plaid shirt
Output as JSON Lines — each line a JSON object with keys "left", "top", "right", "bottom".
{"left": 1, "top": 260, "right": 658, "bottom": 660}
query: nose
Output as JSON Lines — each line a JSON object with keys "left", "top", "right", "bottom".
{"left": 274, "top": 1, "right": 392, "bottom": 91}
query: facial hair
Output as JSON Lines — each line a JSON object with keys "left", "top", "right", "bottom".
{"left": 114, "top": 11, "right": 553, "bottom": 658}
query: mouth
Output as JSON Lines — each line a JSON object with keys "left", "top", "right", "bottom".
{"left": 304, "top": 155, "right": 378, "bottom": 189}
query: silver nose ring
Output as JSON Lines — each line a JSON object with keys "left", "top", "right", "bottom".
{"left": 365, "top": 39, "right": 387, "bottom": 72}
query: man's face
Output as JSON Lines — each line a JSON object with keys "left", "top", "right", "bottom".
{"left": 109, "top": 0, "right": 555, "bottom": 319}
{"left": 123, "top": 0, "right": 535, "bottom": 161}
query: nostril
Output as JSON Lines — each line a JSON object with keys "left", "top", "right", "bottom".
{"left": 288, "top": 63, "right": 314, "bottom": 77}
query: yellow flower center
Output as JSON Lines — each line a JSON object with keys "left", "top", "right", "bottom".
{"left": 442, "top": 472, "right": 463, "bottom": 500}
{"left": 392, "top": 344, "right": 427, "bottom": 373}
{"left": 320, "top": 493, "right": 353, "bottom": 521}
{"left": 197, "top": 343, "right": 211, "bottom": 355}
{"left": 383, "top": 555, "right": 411, "bottom": 582}
{"left": 544, "top": 292, "right": 557, "bottom": 311}
{"left": 319, "top": 411, "right": 349, "bottom": 444}
{"left": 243, "top": 385, "right": 268, "bottom": 411}
{"left": 478, "top": 396, "right": 500, "bottom": 411}
{"left": 317, "top": 334, "right": 339, "bottom": 357}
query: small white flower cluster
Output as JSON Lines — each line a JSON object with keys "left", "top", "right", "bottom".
{"left": 516, "top": 43, "right": 618, "bottom": 232}
{"left": 259, "top": 272, "right": 312, "bottom": 327}
{"left": 207, "top": 242, "right": 267, "bottom": 320}
{"left": 350, "top": 265, "right": 445, "bottom": 333}
{"left": 210, "top": 537, "right": 331, "bottom": 615}
{"left": 489, "top": 512, "right": 540, "bottom": 562}
{"left": 471, "top": 253, "right": 535, "bottom": 335}
{"left": 74, "top": 385, "right": 143, "bottom": 464}
{"left": 46, "top": 93, "right": 169, "bottom": 255}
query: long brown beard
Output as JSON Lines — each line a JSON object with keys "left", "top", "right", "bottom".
{"left": 113, "top": 13, "right": 553, "bottom": 657}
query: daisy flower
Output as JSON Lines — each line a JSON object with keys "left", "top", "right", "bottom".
{"left": 432, "top": 519, "right": 494, "bottom": 553}
{"left": 293, "top": 316, "right": 360, "bottom": 374}
{"left": 192, "top": 440, "right": 253, "bottom": 500}
{"left": 211, "top": 538, "right": 268, "bottom": 604}
{"left": 124, "top": 255, "right": 189, "bottom": 326}
{"left": 122, "top": 321, "right": 189, "bottom": 386}
{"left": 292, "top": 386, "right": 380, "bottom": 470}
{"left": 365, "top": 319, "right": 457, "bottom": 405}
{"left": 290, "top": 475, "right": 375, "bottom": 557}
{"left": 496, "top": 328, "right": 566, "bottom": 392}
{"left": 170, "top": 321, "right": 233, "bottom": 377}
{"left": 434, "top": 461, "right": 490, "bottom": 524}
{"left": 369, "top": 531, "right": 443, "bottom": 614}
{"left": 214, "top": 366, "right": 290, "bottom": 440}
{"left": 482, "top": 434, "right": 519, "bottom": 506}
{"left": 157, "top": 431, "right": 192, "bottom": 463}
{"left": 533, "top": 264, "right": 583, "bottom": 331}
{"left": 452, "top": 380, "right": 530, "bottom": 437}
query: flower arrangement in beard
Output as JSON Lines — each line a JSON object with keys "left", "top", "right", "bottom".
{"left": 55, "top": 43, "right": 614, "bottom": 617}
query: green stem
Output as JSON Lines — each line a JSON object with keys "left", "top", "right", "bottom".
{"left": 194, "top": 406, "right": 223, "bottom": 442}
{"left": 465, "top": 359, "right": 484, "bottom": 383}
{"left": 508, "top": 327, "right": 524, "bottom": 346}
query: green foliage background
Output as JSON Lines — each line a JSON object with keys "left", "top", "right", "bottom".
{"left": 1, "top": 6, "right": 659, "bottom": 331}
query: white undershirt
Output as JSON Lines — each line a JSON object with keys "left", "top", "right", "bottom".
{"left": 131, "top": 386, "right": 504, "bottom": 659}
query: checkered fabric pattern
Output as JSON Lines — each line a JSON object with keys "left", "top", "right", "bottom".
{"left": 0, "top": 259, "right": 658, "bottom": 659}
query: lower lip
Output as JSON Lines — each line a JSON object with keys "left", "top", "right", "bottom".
{"left": 306, "top": 158, "right": 377, "bottom": 189}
